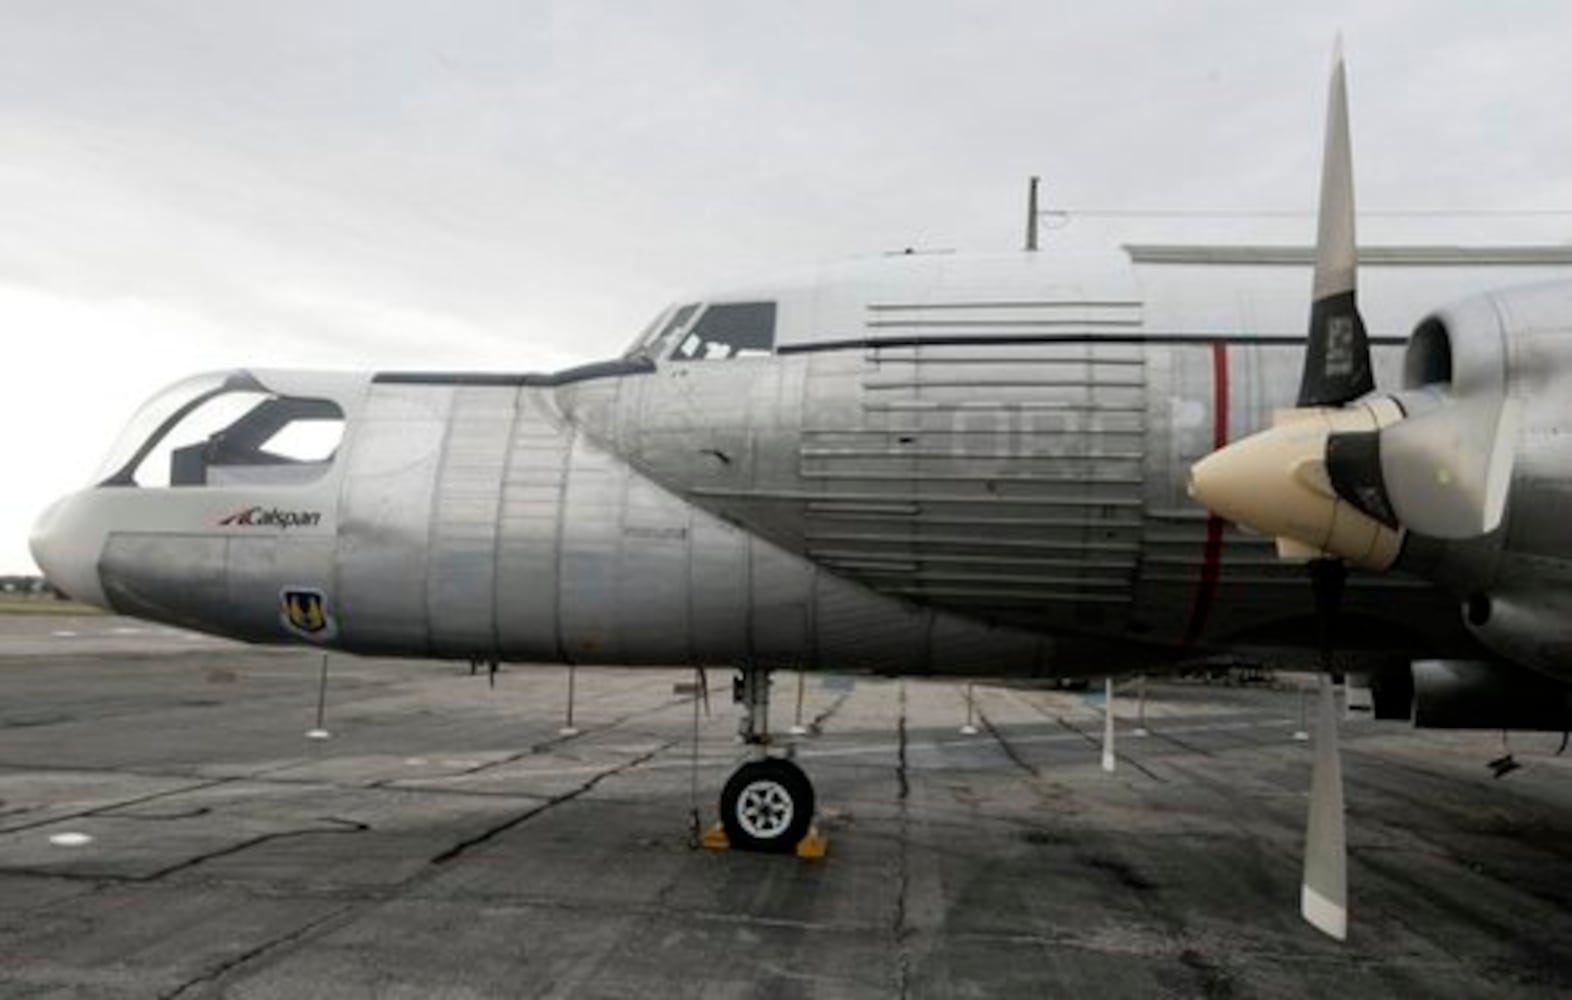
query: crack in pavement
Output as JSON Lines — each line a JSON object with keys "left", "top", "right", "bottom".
{"left": 97, "top": 806, "right": 213, "bottom": 821}
{"left": 1051, "top": 714, "right": 1167, "bottom": 782}
{"left": 1138, "top": 724, "right": 1218, "bottom": 759}
{"left": 448, "top": 696, "right": 690, "bottom": 778}
{"left": 0, "top": 758, "right": 316, "bottom": 836}
{"left": 157, "top": 904, "right": 356, "bottom": 1000}
{"left": 0, "top": 818, "right": 374, "bottom": 887}
{"left": 429, "top": 741, "right": 675, "bottom": 865}
{"left": 0, "top": 778, "right": 234, "bottom": 836}
{"left": 144, "top": 818, "right": 371, "bottom": 882}
{"left": 0, "top": 759, "right": 564, "bottom": 806}
{"left": 354, "top": 782, "right": 553, "bottom": 802}
{"left": 976, "top": 708, "right": 1040, "bottom": 779}
{"left": 0, "top": 715, "right": 75, "bottom": 729}
{"left": 807, "top": 689, "right": 853, "bottom": 736}
{"left": 995, "top": 687, "right": 1167, "bottom": 782}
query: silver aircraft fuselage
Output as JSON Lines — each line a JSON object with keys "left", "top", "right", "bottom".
{"left": 31, "top": 247, "right": 1572, "bottom": 679}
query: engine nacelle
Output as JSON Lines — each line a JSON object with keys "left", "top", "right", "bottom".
{"left": 1397, "top": 283, "right": 1572, "bottom": 682}
{"left": 1412, "top": 658, "right": 1572, "bottom": 731}
{"left": 1406, "top": 279, "right": 1572, "bottom": 394}
{"left": 1408, "top": 285, "right": 1572, "bottom": 563}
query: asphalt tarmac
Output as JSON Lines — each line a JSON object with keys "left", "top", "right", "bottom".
{"left": 1, "top": 614, "right": 1570, "bottom": 998}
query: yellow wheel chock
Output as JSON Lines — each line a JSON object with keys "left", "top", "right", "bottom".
{"left": 701, "top": 821, "right": 828, "bottom": 859}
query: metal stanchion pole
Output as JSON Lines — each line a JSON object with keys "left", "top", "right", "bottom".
{"left": 960, "top": 683, "right": 978, "bottom": 735}
{"left": 1293, "top": 679, "right": 1311, "bottom": 741}
{"left": 561, "top": 665, "right": 580, "bottom": 736}
{"left": 1101, "top": 677, "right": 1117, "bottom": 773}
{"left": 306, "top": 654, "right": 332, "bottom": 740}
{"left": 789, "top": 671, "right": 809, "bottom": 735}
{"left": 1134, "top": 674, "right": 1149, "bottom": 737}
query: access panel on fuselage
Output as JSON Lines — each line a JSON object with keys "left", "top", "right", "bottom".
{"left": 335, "top": 384, "right": 455, "bottom": 654}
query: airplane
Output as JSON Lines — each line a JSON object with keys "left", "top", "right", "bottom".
{"left": 27, "top": 46, "right": 1572, "bottom": 941}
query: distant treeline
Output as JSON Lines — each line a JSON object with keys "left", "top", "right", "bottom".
{"left": 0, "top": 576, "right": 65, "bottom": 598}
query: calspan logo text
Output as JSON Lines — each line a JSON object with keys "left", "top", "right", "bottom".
{"left": 219, "top": 507, "right": 323, "bottom": 529}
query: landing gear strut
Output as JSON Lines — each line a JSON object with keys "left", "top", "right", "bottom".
{"left": 734, "top": 665, "right": 772, "bottom": 747}
{"left": 718, "top": 665, "right": 817, "bottom": 853}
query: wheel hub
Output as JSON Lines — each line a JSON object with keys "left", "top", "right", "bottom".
{"left": 735, "top": 779, "right": 795, "bottom": 839}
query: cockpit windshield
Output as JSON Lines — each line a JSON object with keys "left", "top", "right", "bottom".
{"left": 625, "top": 303, "right": 700, "bottom": 360}
{"left": 95, "top": 371, "right": 345, "bottom": 488}
{"left": 669, "top": 302, "right": 775, "bottom": 360}
{"left": 624, "top": 301, "right": 776, "bottom": 361}
{"left": 623, "top": 307, "right": 671, "bottom": 358}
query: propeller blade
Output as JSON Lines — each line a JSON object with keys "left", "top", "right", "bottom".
{"left": 1292, "top": 47, "right": 1360, "bottom": 938}
{"left": 1302, "top": 671, "right": 1348, "bottom": 940}
{"left": 1379, "top": 395, "right": 1521, "bottom": 538}
{"left": 1302, "top": 558, "right": 1348, "bottom": 941}
{"left": 1298, "top": 39, "right": 1375, "bottom": 409}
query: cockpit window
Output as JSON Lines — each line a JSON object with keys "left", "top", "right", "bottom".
{"left": 98, "top": 374, "right": 344, "bottom": 488}
{"left": 669, "top": 302, "right": 776, "bottom": 360}
{"left": 94, "top": 372, "right": 243, "bottom": 483}
{"left": 638, "top": 302, "right": 701, "bottom": 359}
{"left": 622, "top": 308, "right": 670, "bottom": 359}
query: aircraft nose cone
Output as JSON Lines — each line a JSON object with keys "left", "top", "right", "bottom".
{"left": 29, "top": 494, "right": 108, "bottom": 608}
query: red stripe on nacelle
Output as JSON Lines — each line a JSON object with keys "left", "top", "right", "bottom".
{"left": 1182, "top": 342, "right": 1229, "bottom": 646}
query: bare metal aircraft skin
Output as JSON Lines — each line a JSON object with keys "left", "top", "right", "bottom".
{"left": 33, "top": 47, "right": 1572, "bottom": 941}
{"left": 27, "top": 251, "right": 1572, "bottom": 682}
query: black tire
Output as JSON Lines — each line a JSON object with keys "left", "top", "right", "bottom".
{"left": 1369, "top": 666, "right": 1415, "bottom": 721}
{"left": 719, "top": 757, "right": 815, "bottom": 853}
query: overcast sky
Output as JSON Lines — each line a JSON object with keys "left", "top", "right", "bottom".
{"left": 5, "top": 1, "right": 1572, "bottom": 573}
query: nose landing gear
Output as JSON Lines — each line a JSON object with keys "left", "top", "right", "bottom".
{"left": 707, "top": 665, "right": 825, "bottom": 856}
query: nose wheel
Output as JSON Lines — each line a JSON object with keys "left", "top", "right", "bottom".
{"left": 719, "top": 757, "right": 816, "bottom": 853}
{"left": 706, "top": 665, "right": 822, "bottom": 855}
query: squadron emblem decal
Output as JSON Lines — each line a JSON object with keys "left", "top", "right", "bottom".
{"left": 281, "top": 588, "right": 338, "bottom": 641}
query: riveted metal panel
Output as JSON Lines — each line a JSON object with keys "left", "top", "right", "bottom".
{"left": 686, "top": 511, "right": 750, "bottom": 664}
{"left": 635, "top": 362, "right": 757, "bottom": 497}
{"left": 615, "top": 469, "right": 693, "bottom": 664}
{"left": 747, "top": 535, "right": 812, "bottom": 667}
{"left": 927, "top": 611, "right": 1049, "bottom": 677}
{"left": 791, "top": 340, "right": 1149, "bottom": 631}
{"left": 427, "top": 386, "right": 516, "bottom": 656}
{"left": 101, "top": 534, "right": 228, "bottom": 635}
{"left": 494, "top": 390, "right": 573, "bottom": 660}
{"left": 108, "top": 532, "right": 337, "bottom": 644}
{"left": 336, "top": 385, "right": 453, "bottom": 653}
{"left": 224, "top": 535, "right": 280, "bottom": 639}
{"left": 556, "top": 430, "right": 627, "bottom": 663}
{"left": 810, "top": 569, "right": 927, "bottom": 674}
